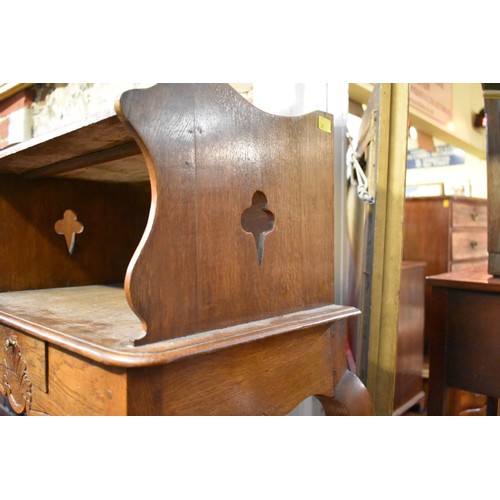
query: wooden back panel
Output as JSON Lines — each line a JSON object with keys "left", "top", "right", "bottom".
{"left": 403, "top": 197, "right": 451, "bottom": 275}
{"left": 0, "top": 175, "right": 150, "bottom": 292}
{"left": 117, "top": 84, "right": 335, "bottom": 344}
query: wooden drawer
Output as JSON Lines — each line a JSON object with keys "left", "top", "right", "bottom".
{"left": 0, "top": 325, "right": 47, "bottom": 415}
{"left": 450, "top": 259, "right": 488, "bottom": 273}
{"left": 452, "top": 201, "right": 487, "bottom": 228}
{"left": 451, "top": 230, "right": 488, "bottom": 261}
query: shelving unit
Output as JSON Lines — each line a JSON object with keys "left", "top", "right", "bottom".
{"left": 0, "top": 83, "right": 372, "bottom": 416}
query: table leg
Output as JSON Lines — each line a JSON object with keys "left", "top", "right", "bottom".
{"left": 427, "top": 287, "right": 449, "bottom": 416}
{"left": 317, "top": 370, "right": 374, "bottom": 416}
{"left": 486, "top": 397, "right": 499, "bottom": 416}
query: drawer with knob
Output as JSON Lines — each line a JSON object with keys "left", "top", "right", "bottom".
{"left": 452, "top": 201, "right": 488, "bottom": 228}
{"left": 451, "top": 230, "right": 488, "bottom": 262}
{"left": 450, "top": 259, "right": 488, "bottom": 273}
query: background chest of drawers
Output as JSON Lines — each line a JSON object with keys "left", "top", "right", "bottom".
{"left": 403, "top": 196, "right": 488, "bottom": 415}
{"left": 404, "top": 196, "right": 488, "bottom": 277}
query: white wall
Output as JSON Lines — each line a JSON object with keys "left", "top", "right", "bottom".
{"left": 406, "top": 137, "right": 488, "bottom": 199}
{"left": 32, "top": 83, "right": 152, "bottom": 137}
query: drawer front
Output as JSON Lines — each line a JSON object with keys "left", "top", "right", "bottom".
{"left": 451, "top": 230, "right": 488, "bottom": 261}
{"left": 0, "top": 325, "right": 47, "bottom": 415}
{"left": 452, "top": 201, "right": 487, "bottom": 228}
{"left": 450, "top": 259, "right": 488, "bottom": 273}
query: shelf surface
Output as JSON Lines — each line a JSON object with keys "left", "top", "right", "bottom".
{"left": 0, "top": 285, "right": 359, "bottom": 368}
{"left": 0, "top": 285, "right": 143, "bottom": 349}
{"left": 427, "top": 271, "right": 500, "bottom": 292}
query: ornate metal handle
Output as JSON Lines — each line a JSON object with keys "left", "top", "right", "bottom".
{"left": 4, "top": 338, "right": 16, "bottom": 349}
{"left": 471, "top": 211, "right": 479, "bottom": 221}
{"left": 470, "top": 240, "right": 478, "bottom": 249}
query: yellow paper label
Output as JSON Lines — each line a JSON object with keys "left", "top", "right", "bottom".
{"left": 318, "top": 116, "right": 332, "bottom": 134}
{"left": 443, "top": 200, "right": 450, "bottom": 208}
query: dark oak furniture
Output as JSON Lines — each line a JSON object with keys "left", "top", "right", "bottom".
{"left": 393, "top": 262, "right": 425, "bottom": 416}
{"left": 404, "top": 196, "right": 488, "bottom": 280}
{"left": 425, "top": 86, "right": 500, "bottom": 417}
{"left": 403, "top": 196, "right": 488, "bottom": 415}
{"left": 483, "top": 84, "right": 500, "bottom": 277}
{"left": 427, "top": 272, "right": 500, "bottom": 416}
{"left": 0, "top": 83, "right": 373, "bottom": 416}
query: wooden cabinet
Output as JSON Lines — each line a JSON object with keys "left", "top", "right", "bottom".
{"left": 393, "top": 262, "right": 425, "bottom": 416}
{"left": 427, "top": 272, "right": 500, "bottom": 416}
{"left": 403, "top": 196, "right": 488, "bottom": 415}
{"left": 404, "top": 196, "right": 488, "bottom": 277}
{"left": 0, "top": 84, "right": 373, "bottom": 416}
{"left": 403, "top": 196, "right": 488, "bottom": 342}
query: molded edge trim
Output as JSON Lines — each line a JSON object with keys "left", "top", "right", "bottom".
{"left": 0, "top": 305, "right": 359, "bottom": 368}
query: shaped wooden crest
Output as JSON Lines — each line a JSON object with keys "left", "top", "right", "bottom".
{"left": 116, "top": 84, "right": 334, "bottom": 345}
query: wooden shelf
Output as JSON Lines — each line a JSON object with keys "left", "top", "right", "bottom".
{"left": 0, "top": 84, "right": 374, "bottom": 415}
{"left": 0, "top": 284, "right": 358, "bottom": 368}
{"left": 0, "top": 285, "right": 142, "bottom": 349}
{"left": 0, "top": 109, "right": 148, "bottom": 183}
{"left": 427, "top": 272, "right": 500, "bottom": 292}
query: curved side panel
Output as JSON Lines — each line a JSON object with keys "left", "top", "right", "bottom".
{"left": 117, "top": 84, "right": 198, "bottom": 343}
{"left": 117, "top": 83, "right": 335, "bottom": 345}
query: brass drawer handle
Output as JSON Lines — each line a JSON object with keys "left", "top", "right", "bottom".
{"left": 4, "top": 338, "right": 16, "bottom": 349}
{"left": 471, "top": 211, "right": 479, "bottom": 221}
{"left": 470, "top": 240, "right": 478, "bottom": 249}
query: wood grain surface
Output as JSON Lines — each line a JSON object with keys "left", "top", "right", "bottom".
{"left": 427, "top": 274, "right": 500, "bottom": 415}
{"left": 126, "top": 323, "right": 368, "bottom": 416}
{"left": 117, "top": 83, "right": 335, "bottom": 345}
{"left": 0, "top": 175, "right": 150, "bottom": 292}
{"left": 0, "top": 111, "right": 150, "bottom": 183}
{"left": 393, "top": 262, "right": 425, "bottom": 415}
{"left": 452, "top": 200, "right": 488, "bottom": 228}
{"left": 33, "top": 346, "right": 127, "bottom": 416}
{"left": 0, "top": 284, "right": 357, "bottom": 367}
{"left": 0, "top": 83, "right": 373, "bottom": 416}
